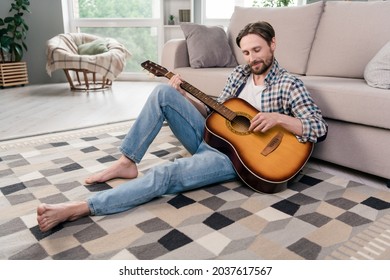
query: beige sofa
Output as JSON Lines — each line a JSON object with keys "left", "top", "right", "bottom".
{"left": 161, "top": 1, "right": 390, "bottom": 182}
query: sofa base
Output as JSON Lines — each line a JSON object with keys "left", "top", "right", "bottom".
{"left": 312, "top": 119, "right": 389, "bottom": 180}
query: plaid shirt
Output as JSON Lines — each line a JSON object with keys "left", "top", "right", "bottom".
{"left": 215, "top": 59, "right": 328, "bottom": 143}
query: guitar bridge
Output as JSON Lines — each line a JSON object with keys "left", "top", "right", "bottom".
{"left": 261, "top": 131, "right": 284, "bottom": 156}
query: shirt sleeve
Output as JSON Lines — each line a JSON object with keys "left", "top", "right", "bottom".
{"left": 289, "top": 79, "right": 328, "bottom": 143}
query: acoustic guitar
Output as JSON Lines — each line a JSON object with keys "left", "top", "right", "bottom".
{"left": 141, "top": 60, "right": 313, "bottom": 194}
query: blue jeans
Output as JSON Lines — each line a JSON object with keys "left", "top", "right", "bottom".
{"left": 87, "top": 84, "right": 237, "bottom": 215}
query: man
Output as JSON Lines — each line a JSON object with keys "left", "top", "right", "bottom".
{"left": 37, "top": 21, "right": 327, "bottom": 232}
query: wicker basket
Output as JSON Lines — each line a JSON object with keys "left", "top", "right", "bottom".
{"left": 0, "top": 62, "right": 29, "bottom": 88}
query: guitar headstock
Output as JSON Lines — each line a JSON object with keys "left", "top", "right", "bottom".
{"left": 141, "top": 60, "right": 168, "bottom": 77}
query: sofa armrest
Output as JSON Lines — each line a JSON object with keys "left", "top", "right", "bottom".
{"left": 161, "top": 39, "right": 190, "bottom": 70}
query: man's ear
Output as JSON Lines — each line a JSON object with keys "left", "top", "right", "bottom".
{"left": 271, "top": 37, "right": 276, "bottom": 52}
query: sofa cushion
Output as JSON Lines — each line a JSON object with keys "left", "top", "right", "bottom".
{"left": 175, "top": 67, "right": 233, "bottom": 98}
{"left": 364, "top": 41, "right": 390, "bottom": 89}
{"left": 300, "top": 76, "right": 390, "bottom": 130}
{"left": 227, "top": 2, "right": 323, "bottom": 75}
{"left": 306, "top": 1, "right": 390, "bottom": 78}
{"left": 180, "top": 23, "right": 237, "bottom": 68}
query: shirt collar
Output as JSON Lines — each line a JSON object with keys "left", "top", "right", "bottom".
{"left": 264, "top": 58, "right": 281, "bottom": 86}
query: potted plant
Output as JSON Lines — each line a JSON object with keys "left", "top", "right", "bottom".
{"left": 168, "top": 15, "right": 175, "bottom": 25}
{"left": 0, "top": 0, "right": 30, "bottom": 88}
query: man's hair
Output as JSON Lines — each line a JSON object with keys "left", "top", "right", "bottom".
{"left": 236, "top": 21, "right": 275, "bottom": 47}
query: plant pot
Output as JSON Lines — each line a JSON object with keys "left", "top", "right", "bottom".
{"left": 0, "top": 62, "right": 29, "bottom": 88}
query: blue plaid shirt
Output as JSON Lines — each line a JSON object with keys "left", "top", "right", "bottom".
{"left": 215, "top": 59, "right": 328, "bottom": 143}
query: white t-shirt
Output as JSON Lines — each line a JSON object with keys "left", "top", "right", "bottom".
{"left": 238, "top": 74, "right": 265, "bottom": 111}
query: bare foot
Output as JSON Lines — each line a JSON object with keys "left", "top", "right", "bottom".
{"left": 85, "top": 155, "right": 138, "bottom": 184}
{"left": 37, "top": 202, "right": 90, "bottom": 232}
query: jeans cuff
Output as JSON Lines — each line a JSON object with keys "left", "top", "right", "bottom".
{"left": 87, "top": 199, "right": 96, "bottom": 216}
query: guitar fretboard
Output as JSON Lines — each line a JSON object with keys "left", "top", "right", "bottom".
{"left": 165, "top": 71, "right": 236, "bottom": 121}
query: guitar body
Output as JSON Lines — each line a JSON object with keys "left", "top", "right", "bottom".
{"left": 204, "top": 98, "right": 313, "bottom": 193}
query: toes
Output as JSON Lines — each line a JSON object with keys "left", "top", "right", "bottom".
{"left": 85, "top": 176, "right": 100, "bottom": 185}
{"left": 37, "top": 203, "right": 47, "bottom": 215}
{"left": 38, "top": 219, "right": 47, "bottom": 232}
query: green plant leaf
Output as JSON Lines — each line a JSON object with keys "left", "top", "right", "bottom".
{"left": 1, "top": 0, "right": 30, "bottom": 62}
{"left": 12, "top": 43, "right": 23, "bottom": 61}
{"left": 4, "top": 17, "right": 14, "bottom": 23}
{"left": 15, "top": 31, "right": 22, "bottom": 40}
{"left": 0, "top": 35, "right": 12, "bottom": 47}
{"left": 14, "top": 15, "right": 22, "bottom": 26}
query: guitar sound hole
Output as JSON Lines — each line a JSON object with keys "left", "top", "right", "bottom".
{"left": 230, "top": 115, "right": 251, "bottom": 134}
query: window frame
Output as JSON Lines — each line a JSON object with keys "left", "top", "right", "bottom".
{"left": 63, "top": 0, "right": 164, "bottom": 80}
{"left": 201, "top": 0, "right": 302, "bottom": 27}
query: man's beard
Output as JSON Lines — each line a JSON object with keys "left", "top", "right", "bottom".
{"left": 250, "top": 56, "right": 273, "bottom": 75}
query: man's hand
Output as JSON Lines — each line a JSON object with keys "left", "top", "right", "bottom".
{"left": 249, "top": 112, "right": 279, "bottom": 133}
{"left": 169, "top": 74, "right": 208, "bottom": 117}
{"left": 249, "top": 112, "right": 304, "bottom": 136}
{"left": 168, "top": 74, "right": 187, "bottom": 97}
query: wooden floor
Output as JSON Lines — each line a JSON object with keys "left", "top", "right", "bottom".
{"left": 0, "top": 81, "right": 388, "bottom": 190}
{"left": 0, "top": 81, "right": 158, "bottom": 140}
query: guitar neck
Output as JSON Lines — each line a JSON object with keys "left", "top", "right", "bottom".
{"left": 165, "top": 71, "right": 236, "bottom": 121}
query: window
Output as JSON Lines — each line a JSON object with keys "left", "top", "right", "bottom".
{"left": 201, "top": 0, "right": 300, "bottom": 26}
{"left": 204, "top": 0, "right": 254, "bottom": 20}
{"left": 65, "top": 0, "right": 162, "bottom": 78}
{"left": 202, "top": 0, "right": 241, "bottom": 27}
{"left": 73, "top": 0, "right": 160, "bottom": 19}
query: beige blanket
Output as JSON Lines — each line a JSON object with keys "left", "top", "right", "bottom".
{"left": 46, "top": 33, "right": 131, "bottom": 81}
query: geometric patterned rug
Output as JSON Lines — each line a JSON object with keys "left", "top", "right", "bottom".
{"left": 1, "top": 120, "right": 389, "bottom": 260}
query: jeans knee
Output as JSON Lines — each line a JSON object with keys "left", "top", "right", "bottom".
{"left": 151, "top": 84, "right": 169, "bottom": 98}
{"left": 150, "top": 84, "right": 181, "bottom": 105}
